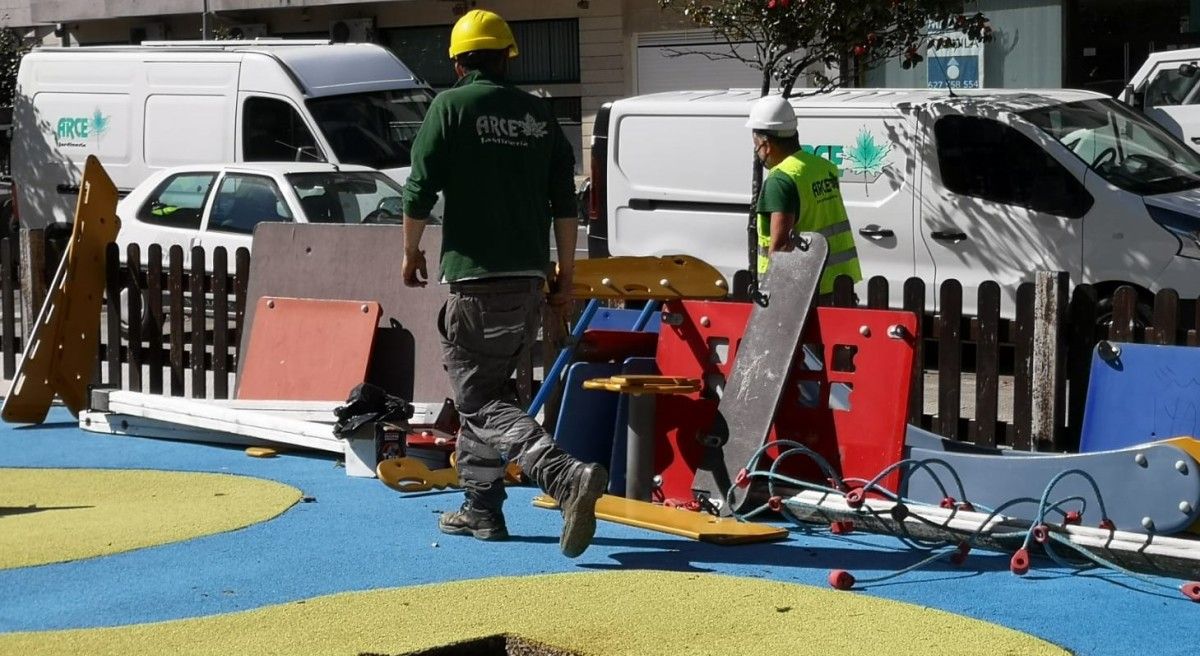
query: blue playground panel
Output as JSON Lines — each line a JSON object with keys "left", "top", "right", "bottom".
{"left": 588, "top": 307, "right": 661, "bottom": 333}
{"left": 554, "top": 362, "right": 623, "bottom": 467}
{"left": 1080, "top": 342, "right": 1200, "bottom": 453}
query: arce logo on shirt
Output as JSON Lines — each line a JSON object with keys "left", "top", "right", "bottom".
{"left": 476, "top": 113, "right": 548, "bottom": 146}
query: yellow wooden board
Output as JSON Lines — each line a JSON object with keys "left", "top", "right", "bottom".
{"left": 377, "top": 457, "right": 459, "bottom": 493}
{"left": 245, "top": 447, "right": 280, "bottom": 458}
{"left": 571, "top": 255, "right": 728, "bottom": 300}
{"left": 582, "top": 375, "right": 701, "bottom": 395}
{"left": 2, "top": 156, "right": 120, "bottom": 423}
{"left": 532, "top": 493, "right": 788, "bottom": 545}
{"left": 377, "top": 457, "right": 522, "bottom": 493}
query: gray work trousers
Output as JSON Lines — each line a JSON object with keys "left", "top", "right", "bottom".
{"left": 438, "top": 277, "right": 580, "bottom": 511}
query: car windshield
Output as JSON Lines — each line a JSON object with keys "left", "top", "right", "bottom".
{"left": 306, "top": 89, "right": 433, "bottom": 170}
{"left": 1020, "top": 98, "right": 1200, "bottom": 195}
{"left": 287, "top": 171, "right": 406, "bottom": 224}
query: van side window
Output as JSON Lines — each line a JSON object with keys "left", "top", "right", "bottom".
{"left": 934, "top": 115, "right": 1093, "bottom": 219}
{"left": 207, "top": 174, "right": 293, "bottom": 235}
{"left": 1145, "top": 69, "right": 1200, "bottom": 107}
{"left": 138, "top": 173, "right": 216, "bottom": 230}
{"left": 243, "top": 97, "right": 322, "bottom": 162}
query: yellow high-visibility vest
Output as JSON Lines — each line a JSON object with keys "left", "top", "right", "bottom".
{"left": 758, "top": 151, "right": 862, "bottom": 294}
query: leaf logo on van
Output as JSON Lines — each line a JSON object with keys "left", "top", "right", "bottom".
{"left": 801, "top": 128, "right": 893, "bottom": 185}
{"left": 843, "top": 129, "right": 891, "bottom": 178}
{"left": 54, "top": 108, "right": 111, "bottom": 148}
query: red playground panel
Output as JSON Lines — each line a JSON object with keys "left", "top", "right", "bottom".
{"left": 653, "top": 301, "right": 917, "bottom": 503}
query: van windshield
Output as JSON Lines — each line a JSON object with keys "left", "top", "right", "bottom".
{"left": 287, "top": 171, "right": 406, "bottom": 224}
{"left": 307, "top": 89, "right": 434, "bottom": 170}
{"left": 1020, "top": 98, "right": 1200, "bottom": 195}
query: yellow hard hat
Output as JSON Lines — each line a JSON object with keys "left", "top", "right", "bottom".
{"left": 448, "top": 9, "right": 519, "bottom": 59}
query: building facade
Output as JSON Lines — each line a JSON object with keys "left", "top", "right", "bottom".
{"left": 6, "top": 0, "right": 1200, "bottom": 173}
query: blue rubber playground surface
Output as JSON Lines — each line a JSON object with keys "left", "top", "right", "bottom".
{"left": 1, "top": 407, "right": 1197, "bottom": 654}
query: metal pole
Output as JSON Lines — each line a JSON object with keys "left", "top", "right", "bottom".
{"left": 201, "top": 0, "right": 210, "bottom": 40}
{"left": 624, "top": 393, "right": 656, "bottom": 501}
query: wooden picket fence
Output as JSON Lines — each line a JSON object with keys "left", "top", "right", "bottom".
{"left": 0, "top": 234, "right": 1192, "bottom": 452}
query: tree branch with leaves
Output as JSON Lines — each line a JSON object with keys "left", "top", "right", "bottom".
{"left": 660, "top": 0, "right": 992, "bottom": 97}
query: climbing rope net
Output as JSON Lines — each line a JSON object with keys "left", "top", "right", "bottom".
{"left": 727, "top": 439, "right": 1200, "bottom": 602}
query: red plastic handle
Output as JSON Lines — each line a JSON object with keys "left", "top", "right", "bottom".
{"left": 828, "top": 569, "right": 856, "bottom": 590}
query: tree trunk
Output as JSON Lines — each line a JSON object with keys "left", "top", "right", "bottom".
{"left": 746, "top": 70, "right": 772, "bottom": 297}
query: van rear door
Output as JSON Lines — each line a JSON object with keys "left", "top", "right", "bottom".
{"left": 918, "top": 108, "right": 1088, "bottom": 315}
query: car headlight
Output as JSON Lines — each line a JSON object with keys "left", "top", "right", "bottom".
{"left": 1146, "top": 204, "right": 1200, "bottom": 260}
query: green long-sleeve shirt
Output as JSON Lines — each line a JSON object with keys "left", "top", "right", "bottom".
{"left": 402, "top": 70, "right": 577, "bottom": 282}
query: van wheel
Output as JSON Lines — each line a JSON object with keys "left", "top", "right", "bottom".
{"left": 1095, "top": 292, "right": 1153, "bottom": 338}
{"left": 117, "top": 284, "right": 163, "bottom": 337}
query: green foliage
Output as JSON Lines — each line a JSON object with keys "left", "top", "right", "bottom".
{"left": 658, "top": 0, "right": 993, "bottom": 95}
{"left": 0, "top": 27, "right": 30, "bottom": 109}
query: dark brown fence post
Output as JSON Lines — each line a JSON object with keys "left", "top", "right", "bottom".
{"left": 903, "top": 277, "right": 925, "bottom": 426}
{"left": 233, "top": 247, "right": 250, "bottom": 373}
{"left": 125, "top": 243, "right": 143, "bottom": 393}
{"left": 1108, "top": 286, "right": 1138, "bottom": 342}
{"left": 1012, "top": 282, "right": 1035, "bottom": 450}
{"left": 104, "top": 242, "right": 122, "bottom": 388}
{"left": 190, "top": 246, "right": 207, "bottom": 400}
{"left": 972, "top": 281, "right": 1001, "bottom": 447}
{"left": 1190, "top": 296, "right": 1200, "bottom": 346}
{"left": 1, "top": 237, "right": 16, "bottom": 378}
{"left": 1150, "top": 289, "right": 1179, "bottom": 346}
{"left": 830, "top": 274, "right": 855, "bottom": 307}
{"left": 867, "top": 276, "right": 888, "bottom": 309}
{"left": 937, "top": 279, "right": 963, "bottom": 440}
{"left": 146, "top": 244, "right": 164, "bottom": 395}
{"left": 1065, "top": 284, "right": 1098, "bottom": 453}
{"left": 212, "top": 247, "right": 229, "bottom": 399}
{"left": 168, "top": 245, "right": 185, "bottom": 396}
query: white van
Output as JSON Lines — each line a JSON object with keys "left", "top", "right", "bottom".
{"left": 11, "top": 39, "right": 434, "bottom": 228}
{"left": 588, "top": 88, "right": 1200, "bottom": 318}
{"left": 1121, "top": 48, "right": 1200, "bottom": 153}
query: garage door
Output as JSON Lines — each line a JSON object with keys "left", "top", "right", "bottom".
{"left": 636, "top": 31, "right": 764, "bottom": 94}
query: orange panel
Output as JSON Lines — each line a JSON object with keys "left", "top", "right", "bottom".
{"left": 2, "top": 155, "right": 120, "bottom": 423}
{"left": 236, "top": 297, "right": 381, "bottom": 401}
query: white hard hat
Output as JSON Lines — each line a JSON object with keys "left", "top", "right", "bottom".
{"left": 746, "top": 95, "right": 797, "bottom": 136}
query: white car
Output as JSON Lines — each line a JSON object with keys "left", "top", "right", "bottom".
{"left": 116, "top": 161, "right": 407, "bottom": 273}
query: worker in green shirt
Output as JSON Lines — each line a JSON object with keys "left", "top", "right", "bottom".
{"left": 401, "top": 9, "right": 607, "bottom": 559}
{"left": 748, "top": 95, "right": 862, "bottom": 299}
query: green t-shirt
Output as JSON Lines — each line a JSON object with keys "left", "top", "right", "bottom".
{"left": 403, "top": 70, "right": 577, "bottom": 282}
{"left": 756, "top": 169, "right": 800, "bottom": 224}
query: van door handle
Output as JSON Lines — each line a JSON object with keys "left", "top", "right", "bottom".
{"left": 858, "top": 226, "right": 895, "bottom": 238}
{"left": 1191, "top": 137, "right": 1200, "bottom": 144}
{"left": 931, "top": 230, "right": 968, "bottom": 243}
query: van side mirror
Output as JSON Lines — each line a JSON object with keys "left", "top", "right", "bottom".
{"left": 1179, "top": 63, "right": 1198, "bottom": 78}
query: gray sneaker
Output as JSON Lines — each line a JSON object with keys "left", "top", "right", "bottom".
{"left": 438, "top": 504, "right": 509, "bottom": 542}
{"left": 559, "top": 464, "right": 608, "bottom": 558}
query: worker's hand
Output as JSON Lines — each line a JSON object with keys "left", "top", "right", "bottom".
{"left": 547, "top": 269, "right": 573, "bottom": 319}
{"left": 402, "top": 250, "right": 427, "bottom": 288}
